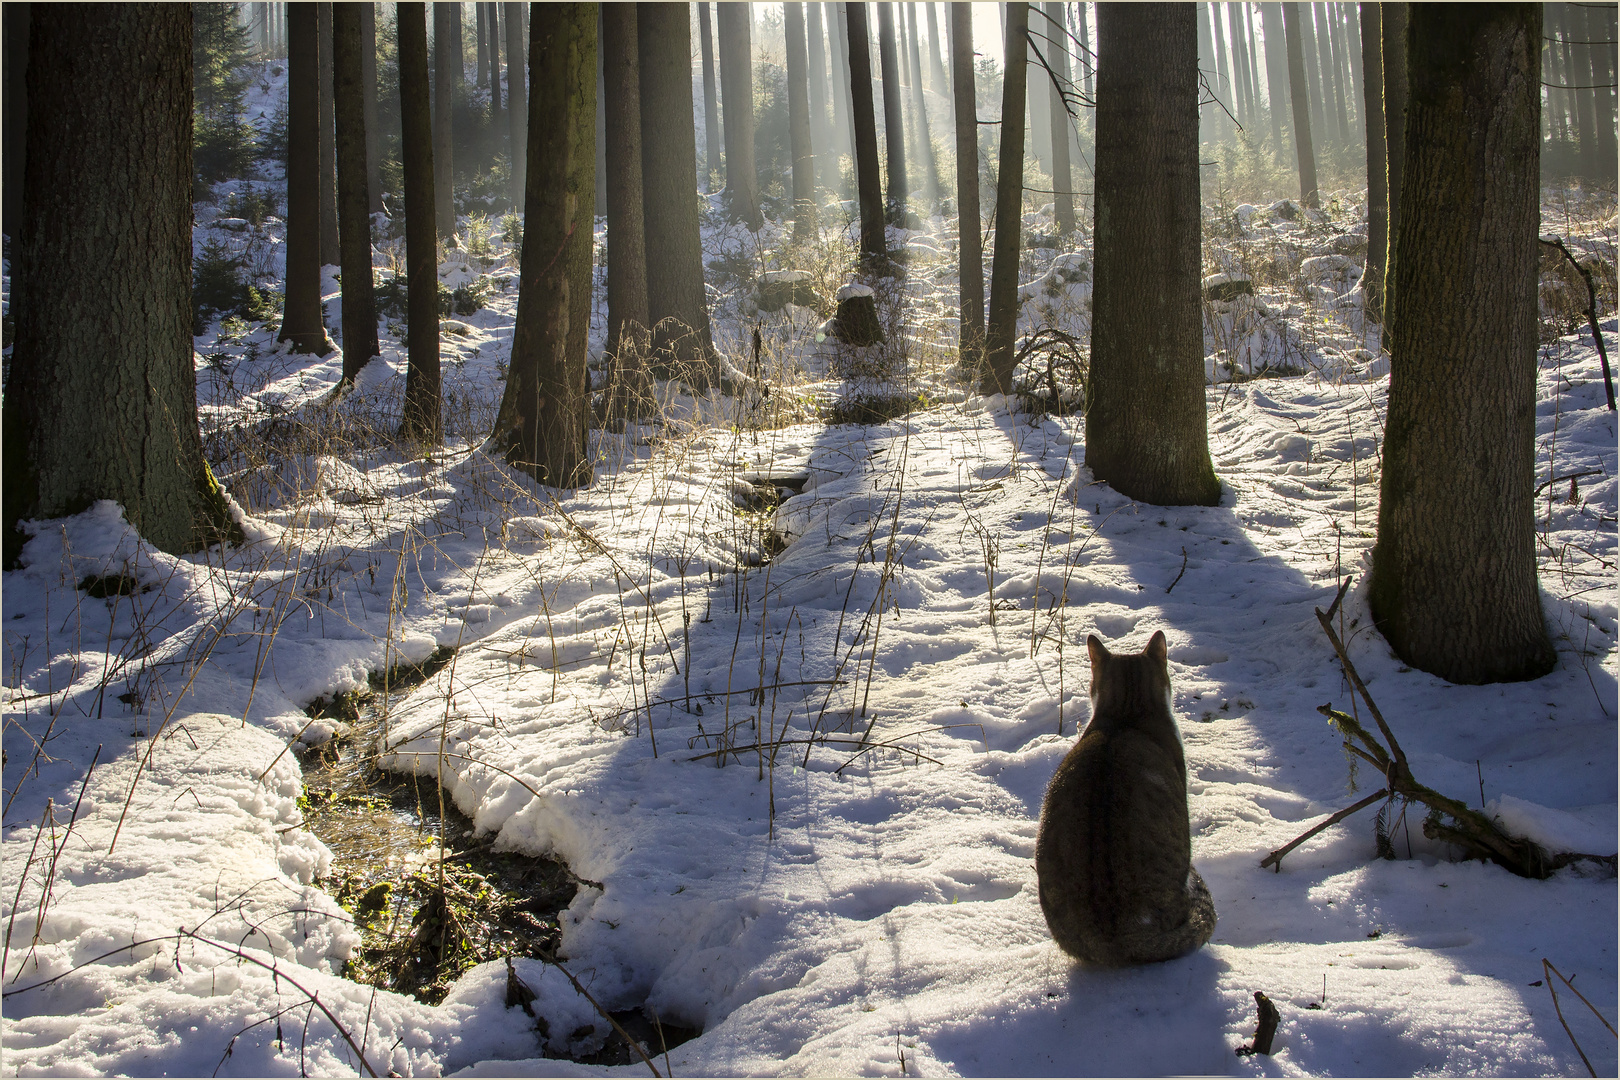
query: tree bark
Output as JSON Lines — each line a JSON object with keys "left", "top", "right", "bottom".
{"left": 698, "top": 2, "right": 721, "bottom": 192}
{"left": 279, "top": 3, "right": 333, "bottom": 353}
{"left": 925, "top": 1, "right": 948, "bottom": 94}
{"left": 3, "top": 3, "right": 236, "bottom": 564}
{"left": 906, "top": 2, "right": 940, "bottom": 209}
{"left": 475, "top": 0, "right": 487, "bottom": 84}
{"left": 832, "top": 1, "right": 859, "bottom": 197}
{"left": 951, "top": 2, "right": 984, "bottom": 370}
{"left": 1044, "top": 1, "right": 1073, "bottom": 233}
{"left": 334, "top": 2, "right": 380, "bottom": 382}
{"left": 1319, "top": 3, "right": 1349, "bottom": 148}
{"left": 717, "top": 2, "right": 762, "bottom": 229}
{"left": 601, "top": 1, "right": 650, "bottom": 419}
{"left": 1381, "top": 1, "right": 1407, "bottom": 352}
{"left": 1211, "top": 2, "right": 1233, "bottom": 137}
{"left": 1085, "top": 2, "right": 1219, "bottom": 507}
{"left": 361, "top": 1, "right": 382, "bottom": 213}
{"left": 432, "top": 0, "right": 456, "bottom": 239}
{"left": 398, "top": 2, "right": 441, "bottom": 441}
{"left": 876, "top": 2, "right": 907, "bottom": 224}
{"left": 1580, "top": 2, "right": 1618, "bottom": 183}
{"left": 494, "top": 2, "right": 595, "bottom": 487}
{"left": 1342, "top": 2, "right": 1364, "bottom": 145}
{"left": 318, "top": 4, "right": 341, "bottom": 265}
{"left": 786, "top": 3, "right": 817, "bottom": 240}
{"left": 505, "top": 1, "right": 526, "bottom": 208}
{"left": 980, "top": 0, "right": 1028, "bottom": 396}
{"left": 638, "top": 2, "right": 720, "bottom": 384}
{"left": 1283, "top": 2, "right": 1320, "bottom": 208}
{"left": 1298, "top": 0, "right": 1327, "bottom": 145}
{"left": 2, "top": 3, "right": 28, "bottom": 275}
{"left": 845, "top": 2, "right": 886, "bottom": 263}
{"left": 1359, "top": 1, "right": 1386, "bottom": 324}
{"left": 1369, "top": 4, "right": 1552, "bottom": 685}
{"left": 1227, "top": 3, "right": 1254, "bottom": 130}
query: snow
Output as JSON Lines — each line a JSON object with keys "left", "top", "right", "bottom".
{"left": 3, "top": 59, "right": 1617, "bottom": 1078}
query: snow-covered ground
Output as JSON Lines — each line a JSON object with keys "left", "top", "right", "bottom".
{"left": 3, "top": 62, "right": 1617, "bottom": 1080}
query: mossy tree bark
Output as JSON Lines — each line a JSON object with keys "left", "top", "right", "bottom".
{"left": 785, "top": 2, "right": 817, "bottom": 242}
{"left": 398, "top": 2, "right": 441, "bottom": 442}
{"left": 505, "top": 1, "right": 527, "bottom": 209}
{"left": 951, "top": 2, "right": 984, "bottom": 371}
{"left": 637, "top": 2, "right": 720, "bottom": 387}
{"left": 1084, "top": 3, "right": 1218, "bottom": 507}
{"left": 1282, "top": 2, "right": 1320, "bottom": 209}
{"left": 979, "top": 0, "right": 1028, "bottom": 397}
{"left": 716, "top": 3, "right": 762, "bottom": 230}
{"left": 279, "top": 4, "right": 333, "bottom": 354}
{"left": 876, "top": 3, "right": 907, "bottom": 224}
{"left": 2, "top": 4, "right": 238, "bottom": 566}
{"left": 845, "top": 3, "right": 886, "bottom": 265}
{"left": 432, "top": 0, "right": 456, "bottom": 239}
{"left": 601, "top": 1, "right": 651, "bottom": 418}
{"left": 1360, "top": 1, "right": 1386, "bottom": 324}
{"left": 492, "top": 2, "right": 597, "bottom": 489}
{"left": 1369, "top": 4, "right": 1553, "bottom": 685}
{"left": 334, "top": 2, "right": 380, "bottom": 382}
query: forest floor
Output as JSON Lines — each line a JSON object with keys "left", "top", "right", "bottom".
{"left": 3, "top": 72, "right": 1618, "bottom": 1078}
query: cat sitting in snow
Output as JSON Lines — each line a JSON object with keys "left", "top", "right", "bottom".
{"left": 1035, "top": 631, "right": 1216, "bottom": 965}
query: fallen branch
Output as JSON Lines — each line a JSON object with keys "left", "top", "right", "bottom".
{"left": 1543, "top": 957, "right": 1618, "bottom": 1078}
{"left": 1540, "top": 236, "right": 1616, "bottom": 412}
{"left": 1260, "top": 577, "right": 1619, "bottom": 879}
{"left": 539, "top": 953, "right": 661, "bottom": 1078}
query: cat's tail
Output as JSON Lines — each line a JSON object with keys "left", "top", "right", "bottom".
{"left": 1109, "top": 867, "right": 1217, "bottom": 966}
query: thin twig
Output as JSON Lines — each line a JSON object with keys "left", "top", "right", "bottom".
{"left": 543, "top": 954, "right": 661, "bottom": 1078}
{"left": 1260, "top": 789, "right": 1389, "bottom": 872}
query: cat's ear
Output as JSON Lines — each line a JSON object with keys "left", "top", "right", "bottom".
{"left": 1145, "top": 630, "right": 1168, "bottom": 663}
{"left": 1087, "top": 634, "right": 1108, "bottom": 668}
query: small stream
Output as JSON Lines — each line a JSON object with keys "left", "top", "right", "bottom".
{"left": 298, "top": 650, "right": 698, "bottom": 1064}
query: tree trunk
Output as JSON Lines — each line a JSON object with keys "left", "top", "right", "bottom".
{"left": 807, "top": 1, "right": 834, "bottom": 193}
{"left": 845, "top": 2, "right": 886, "bottom": 263}
{"left": 786, "top": 3, "right": 817, "bottom": 240}
{"left": 1026, "top": 2, "right": 1051, "bottom": 174}
{"left": 1211, "top": 2, "right": 1233, "bottom": 137}
{"left": 2, "top": 3, "right": 28, "bottom": 276}
{"left": 980, "top": 0, "right": 1028, "bottom": 396}
{"left": 475, "top": 0, "right": 487, "bottom": 84}
{"left": 487, "top": 2, "right": 502, "bottom": 127}
{"left": 334, "top": 2, "right": 380, "bottom": 382}
{"left": 450, "top": 2, "right": 464, "bottom": 86}
{"left": 1260, "top": 2, "right": 1288, "bottom": 154}
{"left": 1342, "top": 2, "right": 1363, "bottom": 145}
{"left": 1581, "top": 3, "right": 1618, "bottom": 183}
{"left": 951, "top": 2, "right": 984, "bottom": 369}
{"left": 1196, "top": 3, "right": 1216, "bottom": 138}
{"left": 399, "top": 2, "right": 441, "bottom": 441}
{"left": 638, "top": 2, "right": 721, "bottom": 384}
{"left": 1045, "top": 1, "right": 1073, "bottom": 233}
{"left": 3, "top": 3, "right": 236, "bottom": 564}
{"left": 1085, "top": 2, "right": 1218, "bottom": 507}
{"left": 1318, "top": 3, "right": 1348, "bottom": 148}
{"left": 361, "top": 1, "right": 381, "bottom": 213}
{"left": 1381, "top": 1, "right": 1407, "bottom": 351}
{"left": 1226, "top": 3, "right": 1253, "bottom": 130}
{"left": 925, "top": 1, "right": 948, "bottom": 94}
{"left": 833, "top": 2, "right": 859, "bottom": 197}
{"left": 1359, "top": 1, "right": 1386, "bottom": 324}
{"left": 279, "top": 3, "right": 332, "bottom": 353}
{"left": 717, "top": 2, "right": 762, "bottom": 229}
{"left": 876, "top": 2, "right": 907, "bottom": 224}
{"left": 1369, "top": 4, "right": 1552, "bottom": 685}
{"left": 1283, "top": 2, "right": 1319, "bottom": 208}
{"left": 906, "top": 2, "right": 940, "bottom": 209}
{"left": 505, "top": 1, "right": 526, "bottom": 208}
{"left": 493, "top": 3, "right": 595, "bottom": 487}
{"left": 594, "top": 7, "right": 606, "bottom": 217}
{"left": 432, "top": 0, "right": 456, "bottom": 239}
{"left": 698, "top": 2, "right": 721, "bottom": 191}
{"left": 602, "top": 1, "right": 651, "bottom": 420}
{"left": 318, "top": 3, "right": 340, "bottom": 265}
